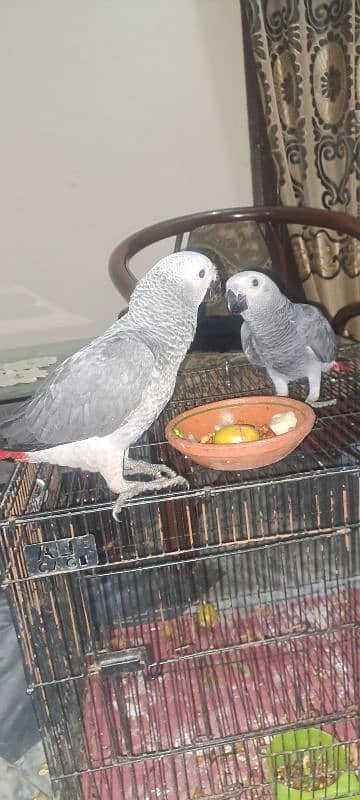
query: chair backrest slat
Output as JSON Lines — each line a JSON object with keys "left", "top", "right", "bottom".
{"left": 264, "top": 221, "right": 289, "bottom": 289}
{"left": 109, "top": 206, "right": 360, "bottom": 336}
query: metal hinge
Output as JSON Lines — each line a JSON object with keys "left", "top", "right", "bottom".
{"left": 97, "top": 647, "right": 150, "bottom": 675}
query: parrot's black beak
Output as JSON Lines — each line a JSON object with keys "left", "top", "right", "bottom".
{"left": 226, "top": 289, "right": 248, "bottom": 314}
{"left": 205, "top": 274, "right": 222, "bottom": 303}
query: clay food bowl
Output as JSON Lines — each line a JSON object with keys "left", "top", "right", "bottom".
{"left": 165, "top": 396, "right": 315, "bottom": 472}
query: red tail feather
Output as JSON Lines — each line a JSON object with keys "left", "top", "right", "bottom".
{"left": 0, "top": 449, "right": 27, "bottom": 462}
{"left": 330, "top": 360, "right": 352, "bottom": 374}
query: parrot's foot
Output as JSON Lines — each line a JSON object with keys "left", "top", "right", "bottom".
{"left": 124, "top": 456, "right": 177, "bottom": 481}
{"left": 112, "top": 474, "right": 189, "bottom": 521}
{"left": 305, "top": 365, "right": 322, "bottom": 406}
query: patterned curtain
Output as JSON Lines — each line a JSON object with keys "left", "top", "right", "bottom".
{"left": 244, "top": 0, "right": 360, "bottom": 337}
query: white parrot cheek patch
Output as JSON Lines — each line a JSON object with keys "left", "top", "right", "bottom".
{"left": 182, "top": 269, "right": 216, "bottom": 303}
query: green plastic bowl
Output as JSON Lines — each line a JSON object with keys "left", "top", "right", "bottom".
{"left": 267, "top": 728, "right": 360, "bottom": 800}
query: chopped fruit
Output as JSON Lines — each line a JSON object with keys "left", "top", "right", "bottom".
{"left": 174, "top": 411, "right": 298, "bottom": 446}
{"left": 173, "top": 426, "right": 185, "bottom": 438}
{"left": 214, "top": 424, "right": 260, "bottom": 444}
{"left": 258, "top": 424, "right": 276, "bottom": 440}
{"left": 269, "top": 410, "right": 297, "bottom": 435}
{"left": 200, "top": 433, "right": 214, "bottom": 444}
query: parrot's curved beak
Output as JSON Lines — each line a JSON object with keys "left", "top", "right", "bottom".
{"left": 226, "top": 288, "right": 248, "bottom": 314}
{"left": 204, "top": 274, "right": 222, "bottom": 303}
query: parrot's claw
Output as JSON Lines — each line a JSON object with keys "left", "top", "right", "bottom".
{"left": 112, "top": 507, "right": 122, "bottom": 522}
{"left": 154, "top": 464, "right": 177, "bottom": 478}
{"left": 124, "top": 457, "right": 177, "bottom": 481}
{"left": 111, "top": 479, "right": 144, "bottom": 521}
{"left": 153, "top": 463, "right": 178, "bottom": 480}
{"left": 141, "top": 462, "right": 178, "bottom": 481}
{"left": 112, "top": 474, "right": 189, "bottom": 521}
{"left": 164, "top": 474, "right": 189, "bottom": 491}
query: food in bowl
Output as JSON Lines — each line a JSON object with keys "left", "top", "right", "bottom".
{"left": 213, "top": 424, "right": 260, "bottom": 444}
{"left": 165, "top": 397, "right": 316, "bottom": 472}
{"left": 173, "top": 410, "right": 297, "bottom": 445}
{"left": 269, "top": 410, "right": 297, "bottom": 436}
{"left": 276, "top": 752, "right": 336, "bottom": 791}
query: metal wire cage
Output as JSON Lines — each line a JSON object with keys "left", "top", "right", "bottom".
{"left": 1, "top": 347, "right": 360, "bottom": 800}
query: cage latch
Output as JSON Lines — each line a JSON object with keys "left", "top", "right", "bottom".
{"left": 97, "top": 647, "right": 150, "bottom": 676}
{"left": 27, "top": 478, "right": 48, "bottom": 514}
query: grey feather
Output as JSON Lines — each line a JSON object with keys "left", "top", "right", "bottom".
{"left": 226, "top": 270, "right": 337, "bottom": 403}
{"left": 0, "top": 250, "right": 219, "bottom": 518}
{"left": 240, "top": 321, "right": 264, "bottom": 367}
{"left": 293, "top": 303, "right": 336, "bottom": 363}
{"left": 0, "top": 326, "right": 156, "bottom": 449}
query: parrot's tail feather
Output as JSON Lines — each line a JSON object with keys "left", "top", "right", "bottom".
{"left": 0, "top": 449, "right": 27, "bottom": 462}
{"left": 330, "top": 360, "right": 352, "bottom": 374}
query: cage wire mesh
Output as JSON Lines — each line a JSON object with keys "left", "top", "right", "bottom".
{"left": 0, "top": 345, "right": 360, "bottom": 799}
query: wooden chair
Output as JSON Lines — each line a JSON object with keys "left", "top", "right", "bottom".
{"left": 109, "top": 206, "right": 360, "bottom": 339}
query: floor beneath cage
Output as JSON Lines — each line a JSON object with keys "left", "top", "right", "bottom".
{"left": 0, "top": 742, "right": 52, "bottom": 800}
{"left": 81, "top": 588, "right": 360, "bottom": 800}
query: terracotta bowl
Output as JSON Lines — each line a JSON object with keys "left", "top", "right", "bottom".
{"left": 165, "top": 396, "right": 316, "bottom": 472}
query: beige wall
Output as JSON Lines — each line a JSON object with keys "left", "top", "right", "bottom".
{"left": 0, "top": 0, "right": 252, "bottom": 349}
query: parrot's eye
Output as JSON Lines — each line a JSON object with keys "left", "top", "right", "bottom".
{"left": 252, "top": 278, "right": 259, "bottom": 287}
{"left": 198, "top": 269, "right": 206, "bottom": 279}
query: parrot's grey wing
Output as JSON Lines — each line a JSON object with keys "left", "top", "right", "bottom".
{"left": 0, "top": 331, "right": 156, "bottom": 449}
{"left": 241, "top": 321, "right": 264, "bottom": 366}
{"left": 294, "top": 304, "right": 336, "bottom": 363}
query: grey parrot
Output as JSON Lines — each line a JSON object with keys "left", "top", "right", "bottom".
{"left": 0, "top": 251, "right": 219, "bottom": 517}
{"left": 226, "top": 270, "right": 347, "bottom": 404}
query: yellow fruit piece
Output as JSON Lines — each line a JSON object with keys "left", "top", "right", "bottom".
{"left": 197, "top": 602, "right": 219, "bottom": 628}
{"left": 214, "top": 424, "right": 260, "bottom": 444}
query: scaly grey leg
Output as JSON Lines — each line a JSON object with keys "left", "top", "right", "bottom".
{"left": 124, "top": 455, "right": 177, "bottom": 480}
{"left": 267, "top": 368, "right": 289, "bottom": 397}
{"left": 306, "top": 363, "right": 322, "bottom": 405}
